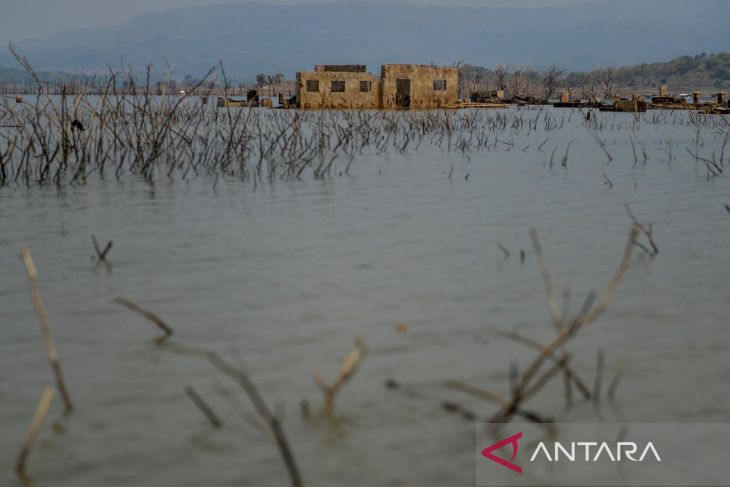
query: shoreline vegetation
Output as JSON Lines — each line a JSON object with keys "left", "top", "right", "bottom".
{"left": 1, "top": 73, "right": 728, "bottom": 188}
{"left": 1, "top": 50, "right": 729, "bottom": 98}
{"left": 1, "top": 45, "right": 728, "bottom": 188}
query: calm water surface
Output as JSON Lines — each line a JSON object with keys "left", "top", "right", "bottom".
{"left": 1, "top": 107, "right": 729, "bottom": 486}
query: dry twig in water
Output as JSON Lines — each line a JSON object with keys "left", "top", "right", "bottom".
{"left": 497, "top": 244, "right": 510, "bottom": 259}
{"left": 624, "top": 204, "right": 658, "bottom": 257}
{"left": 20, "top": 246, "right": 74, "bottom": 412}
{"left": 588, "top": 129, "right": 613, "bottom": 162}
{"left": 495, "top": 331, "right": 591, "bottom": 399}
{"left": 91, "top": 234, "right": 113, "bottom": 263}
{"left": 445, "top": 380, "right": 552, "bottom": 424}
{"left": 607, "top": 367, "right": 624, "bottom": 400}
{"left": 114, "top": 297, "right": 174, "bottom": 337}
{"left": 186, "top": 386, "right": 222, "bottom": 428}
{"left": 16, "top": 386, "right": 54, "bottom": 476}
{"left": 529, "top": 228, "right": 585, "bottom": 407}
{"left": 313, "top": 338, "right": 365, "bottom": 415}
{"left": 164, "top": 343, "right": 302, "bottom": 487}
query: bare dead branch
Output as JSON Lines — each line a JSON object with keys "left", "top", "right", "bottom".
{"left": 529, "top": 228, "right": 562, "bottom": 331}
{"left": 444, "top": 380, "right": 553, "bottom": 424}
{"left": 186, "top": 386, "right": 222, "bottom": 428}
{"left": 91, "top": 234, "right": 113, "bottom": 262}
{"left": 313, "top": 338, "right": 365, "bottom": 415}
{"left": 495, "top": 331, "right": 591, "bottom": 399}
{"left": 114, "top": 297, "right": 174, "bottom": 336}
{"left": 16, "top": 386, "right": 54, "bottom": 475}
{"left": 164, "top": 342, "right": 302, "bottom": 487}
{"left": 607, "top": 368, "right": 624, "bottom": 400}
{"left": 20, "top": 246, "right": 74, "bottom": 412}
{"left": 497, "top": 244, "right": 510, "bottom": 259}
{"left": 624, "top": 204, "right": 658, "bottom": 256}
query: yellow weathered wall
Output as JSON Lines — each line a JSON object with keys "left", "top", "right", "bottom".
{"left": 296, "top": 71, "right": 380, "bottom": 109}
{"left": 380, "top": 64, "right": 458, "bottom": 109}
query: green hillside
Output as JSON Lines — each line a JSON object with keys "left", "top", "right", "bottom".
{"left": 566, "top": 52, "right": 730, "bottom": 91}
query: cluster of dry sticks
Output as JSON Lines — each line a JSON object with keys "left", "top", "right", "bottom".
{"left": 112, "top": 300, "right": 368, "bottom": 486}
{"left": 15, "top": 222, "right": 640, "bottom": 485}
{"left": 14, "top": 233, "right": 366, "bottom": 487}
{"left": 436, "top": 226, "right": 639, "bottom": 427}
{"left": 0, "top": 88, "right": 570, "bottom": 186}
{"left": 112, "top": 296, "right": 305, "bottom": 487}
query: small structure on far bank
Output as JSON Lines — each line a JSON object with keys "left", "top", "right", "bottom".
{"left": 600, "top": 96, "right": 647, "bottom": 113}
{"left": 295, "top": 64, "right": 458, "bottom": 109}
{"left": 650, "top": 85, "right": 717, "bottom": 110}
{"left": 547, "top": 85, "right": 726, "bottom": 113}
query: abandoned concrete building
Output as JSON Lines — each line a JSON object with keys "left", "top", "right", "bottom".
{"left": 296, "top": 64, "right": 458, "bottom": 109}
{"left": 296, "top": 65, "right": 380, "bottom": 109}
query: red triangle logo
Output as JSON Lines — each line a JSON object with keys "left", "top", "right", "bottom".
{"left": 481, "top": 432, "right": 523, "bottom": 474}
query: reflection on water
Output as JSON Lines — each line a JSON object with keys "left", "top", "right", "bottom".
{"left": 1, "top": 108, "right": 729, "bottom": 486}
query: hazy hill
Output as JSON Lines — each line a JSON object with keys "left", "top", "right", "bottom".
{"left": 2, "top": 0, "right": 729, "bottom": 81}
{"left": 566, "top": 52, "right": 730, "bottom": 91}
{"left": 0, "top": 66, "right": 82, "bottom": 85}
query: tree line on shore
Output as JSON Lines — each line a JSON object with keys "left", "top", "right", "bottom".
{"left": 2, "top": 52, "right": 728, "bottom": 97}
{"left": 458, "top": 52, "right": 730, "bottom": 101}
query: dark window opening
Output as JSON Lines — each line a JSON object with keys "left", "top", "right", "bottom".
{"left": 306, "top": 80, "right": 319, "bottom": 92}
{"left": 331, "top": 80, "right": 346, "bottom": 92}
{"left": 360, "top": 80, "right": 371, "bottom": 93}
{"left": 433, "top": 79, "right": 447, "bottom": 91}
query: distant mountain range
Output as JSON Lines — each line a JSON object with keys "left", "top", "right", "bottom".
{"left": 0, "top": 65, "right": 82, "bottom": 85}
{"left": 2, "top": 0, "right": 729, "bottom": 82}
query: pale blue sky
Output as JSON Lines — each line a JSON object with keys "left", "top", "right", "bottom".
{"left": 3, "top": 0, "right": 588, "bottom": 41}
